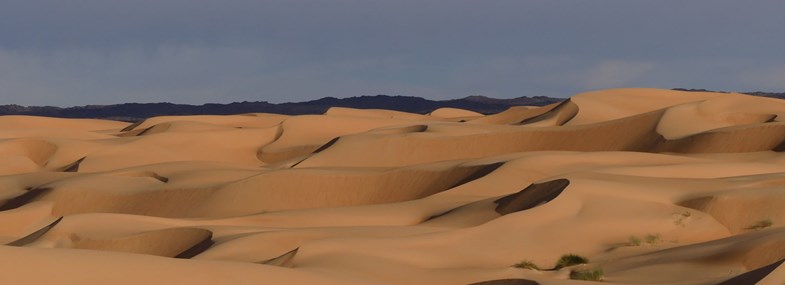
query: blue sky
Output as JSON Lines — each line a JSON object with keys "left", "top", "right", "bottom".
{"left": 1, "top": 0, "right": 784, "bottom": 106}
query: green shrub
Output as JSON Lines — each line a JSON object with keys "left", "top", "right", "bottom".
{"left": 570, "top": 268, "right": 604, "bottom": 281}
{"left": 512, "top": 260, "right": 540, "bottom": 270}
{"left": 555, "top": 254, "right": 589, "bottom": 270}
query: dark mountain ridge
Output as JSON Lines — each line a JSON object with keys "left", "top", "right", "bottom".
{"left": 3, "top": 90, "right": 783, "bottom": 122}
{"left": 0, "top": 95, "right": 562, "bottom": 121}
{"left": 673, "top": 88, "right": 785, "bottom": 99}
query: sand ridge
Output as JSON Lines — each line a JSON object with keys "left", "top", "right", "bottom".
{"left": 1, "top": 88, "right": 785, "bottom": 284}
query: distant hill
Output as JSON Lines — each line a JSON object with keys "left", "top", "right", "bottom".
{"left": 0, "top": 95, "right": 562, "bottom": 122}
{"left": 672, "top": 88, "right": 785, "bottom": 99}
{"left": 4, "top": 90, "right": 783, "bottom": 122}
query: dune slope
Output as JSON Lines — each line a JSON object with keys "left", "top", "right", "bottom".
{"left": 1, "top": 88, "right": 785, "bottom": 284}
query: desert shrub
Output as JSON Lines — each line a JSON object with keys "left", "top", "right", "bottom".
{"left": 628, "top": 236, "right": 641, "bottom": 246}
{"left": 570, "top": 268, "right": 604, "bottom": 281}
{"left": 644, "top": 233, "right": 661, "bottom": 244}
{"left": 674, "top": 210, "right": 692, "bottom": 226}
{"left": 747, "top": 219, "right": 773, "bottom": 230}
{"left": 626, "top": 234, "right": 661, "bottom": 246}
{"left": 512, "top": 260, "right": 540, "bottom": 270}
{"left": 555, "top": 254, "right": 589, "bottom": 270}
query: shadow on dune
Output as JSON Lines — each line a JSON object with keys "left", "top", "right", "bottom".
{"left": 494, "top": 179, "right": 570, "bottom": 215}
{"left": 0, "top": 187, "right": 52, "bottom": 211}
{"left": 468, "top": 279, "right": 539, "bottom": 285}
{"left": 312, "top": 137, "right": 340, "bottom": 154}
{"left": 448, "top": 162, "right": 505, "bottom": 189}
{"left": 289, "top": 137, "right": 342, "bottom": 167}
{"left": 6, "top": 216, "right": 63, "bottom": 246}
{"left": 120, "top": 120, "right": 145, "bottom": 132}
{"left": 774, "top": 137, "right": 785, "bottom": 152}
{"left": 135, "top": 125, "right": 158, "bottom": 136}
{"left": 367, "top": 124, "right": 430, "bottom": 135}
{"left": 717, "top": 258, "right": 785, "bottom": 285}
{"left": 259, "top": 247, "right": 299, "bottom": 267}
{"left": 517, "top": 99, "right": 578, "bottom": 126}
{"left": 112, "top": 170, "right": 170, "bottom": 183}
{"left": 423, "top": 178, "right": 568, "bottom": 223}
{"left": 61, "top": 157, "right": 85, "bottom": 172}
{"left": 174, "top": 235, "right": 215, "bottom": 259}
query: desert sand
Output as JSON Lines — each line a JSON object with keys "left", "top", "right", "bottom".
{"left": 1, "top": 88, "right": 784, "bottom": 284}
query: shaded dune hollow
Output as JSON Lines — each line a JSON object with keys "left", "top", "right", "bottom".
{"left": 6, "top": 216, "right": 63, "bottom": 246}
{"left": 494, "top": 179, "right": 569, "bottom": 215}
{"left": 259, "top": 247, "right": 299, "bottom": 266}
{"left": 469, "top": 279, "right": 540, "bottom": 285}
{"left": 0, "top": 187, "right": 52, "bottom": 211}
{"left": 4, "top": 88, "right": 785, "bottom": 285}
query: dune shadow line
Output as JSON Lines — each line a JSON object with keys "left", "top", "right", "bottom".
{"left": 717, "top": 258, "right": 785, "bottom": 285}
{"left": 259, "top": 247, "right": 299, "bottom": 267}
{"left": 468, "top": 279, "right": 539, "bottom": 285}
{"left": 62, "top": 157, "right": 86, "bottom": 172}
{"left": 174, "top": 234, "right": 215, "bottom": 259}
{"left": 6, "top": 216, "right": 64, "bottom": 246}
{"left": 494, "top": 179, "right": 569, "bottom": 215}
{"left": 0, "top": 187, "right": 52, "bottom": 211}
{"left": 448, "top": 162, "right": 506, "bottom": 189}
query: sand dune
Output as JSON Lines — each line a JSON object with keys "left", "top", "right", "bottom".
{"left": 429, "top": 107, "right": 483, "bottom": 119}
{"left": 1, "top": 88, "right": 785, "bottom": 284}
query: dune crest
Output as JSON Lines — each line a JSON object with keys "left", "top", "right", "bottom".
{"left": 2, "top": 88, "right": 785, "bottom": 284}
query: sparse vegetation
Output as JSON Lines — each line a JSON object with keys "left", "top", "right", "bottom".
{"left": 570, "top": 268, "right": 604, "bottom": 281}
{"left": 555, "top": 254, "right": 589, "bottom": 270}
{"left": 746, "top": 219, "right": 773, "bottom": 230}
{"left": 625, "top": 233, "right": 661, "bottom": 246}
{"left": 644, "top": 233, "right": 661, "bottom": 244}
{"left": 674, "top": 210, "right": 692, "bottom": 226}
{"left": 628, "top": 236, "right": 641, "bottom": 246}
{"left": 512, "top": 260, "right": 540, "bottom": 270}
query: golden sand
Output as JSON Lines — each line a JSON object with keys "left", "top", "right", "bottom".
{"left": 1, "top": 88, "right": 784, "bottom": 284}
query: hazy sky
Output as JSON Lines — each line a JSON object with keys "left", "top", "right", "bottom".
{"left": 1, "top": 0, "right": 784, "bottom": 106}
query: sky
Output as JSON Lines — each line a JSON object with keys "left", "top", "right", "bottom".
{"left": 1, "top": 0, "right": 784, "bottom": 106}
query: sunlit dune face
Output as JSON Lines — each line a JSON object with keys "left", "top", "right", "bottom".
{"left": 2, "top": 88, "right": 785, "bottom": 284}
